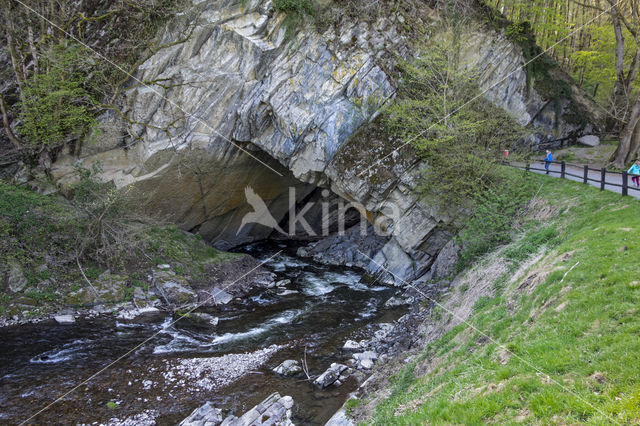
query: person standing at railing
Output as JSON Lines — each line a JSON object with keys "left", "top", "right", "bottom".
{"left": 628, "top": 160, "right": 640, "bottom": 187}
{"left": 544, "top": 150, "right": 553, "bottom": 174}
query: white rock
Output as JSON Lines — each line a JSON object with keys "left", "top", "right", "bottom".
{"left": 359, "top": 358, "right": 374, "bottom": 369}
{"left": 578, "top": 135, "right": 600, "bottom": 147}
{"left": 54, "top": 314, "right": 76, "bottom": 324}
{"left": 210, "top": 288, "right": 233, "bottom": 305}
{"left": 354, "top": 351, "right": 378, "bottom": 361}
{"left": 343, "top": 340, "right": 361, "bottom": 350}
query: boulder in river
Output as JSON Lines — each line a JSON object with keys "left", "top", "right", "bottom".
{"left": 54, "top": 314, "right": 76, "bottom": 324}
{"left": 210, "top": 287, "right": 233, "bottom": 305}
{"left": 273, "top": 360, "right": 302, "bottom": 376}
{"left": 353, "top": 351, "right": 378, "bottom": 370}
{"left": 384, "top": 296, "right": 412, "bottom": 308}
{"left": 314, "top": 363, "right": 351, "bottom": 388}
{"left": 153, "top": 270, "right": 197, "bottom": 306}
{"left": 342, "top": 340, "right": 362, "bottom": 350}
{"left": 187, "top": 392, "right": 294, "bottom": 426}
{"left": 179, "top": 402, "right": 223, "bottom": 426}
{"left": 182, "top": 312, "right": 219, "bottom": 328}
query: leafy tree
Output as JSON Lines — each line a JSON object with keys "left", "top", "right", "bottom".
{"left": 485, "top": 0, "right": 640, "bottom": 167}
{"left": 17, "top": 43, "right": 101, "bottom": 152}
{"left": 385, "top": 31, "right": 526, "bottom": 207}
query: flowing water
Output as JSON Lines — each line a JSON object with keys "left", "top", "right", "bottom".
{"left": 0, "top": 242, "right": 407, "bottom": 425}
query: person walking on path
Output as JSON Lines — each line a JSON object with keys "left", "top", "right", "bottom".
{"left": 544, "top": 150, "right": 553, "bottom": 174}
{"left": 628, "top": 160, "right": 640, "bottom": 187}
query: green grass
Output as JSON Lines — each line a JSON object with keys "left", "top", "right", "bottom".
{"left": 370, "top": 173, "right": 640, "bottom": 424}
{"left": 0, "top": 183, "right": 241, "bottom": 316}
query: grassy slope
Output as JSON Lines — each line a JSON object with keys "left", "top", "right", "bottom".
{"left": 369, "top": 173, "right": 640, "bottom": 424}
{"left": 0, "top": 182, "right": 238, "bottom": 317}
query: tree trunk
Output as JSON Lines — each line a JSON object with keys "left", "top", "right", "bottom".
{"left": 0, "top": 93, "right": 23, "bottom": 148}
{"left": 626, "top": 120, "right": 640, "bottom": 164}
{"left": 611, "top": 7, "right": 626, "bottom": 101}
{"left": 612, "top": 92, "right": 640, "bottom": 168}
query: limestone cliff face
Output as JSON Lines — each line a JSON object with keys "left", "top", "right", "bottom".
{"left": 460, "top": 30, "right": 604, "bottom": 144}
{"left": 50, "top": 0, "right": 600, "bottom": 283}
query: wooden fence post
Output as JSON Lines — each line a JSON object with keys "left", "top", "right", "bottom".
{"left": 561, "top": 161, "right": 566, "bottom": 179}
{"left": 583, "top": 166, "right": 588, "bottom": 184}
{"left": 600, "top": 168, "right": 606, "bottom": 191}
{"left": 622, "top": 171, "right": 628, "bottom": 196}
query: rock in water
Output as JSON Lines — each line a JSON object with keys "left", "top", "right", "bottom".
{"left": 273, "top": 360, "right": 302, "bottom": 376}
{"left": 185, "top": 312, "right": 219, "bottom": 328}
{"left": 210, "top": 288, "right": 233, "bottom": 305}
{"left": 183, "top": 392, "right": 295, "bottom": 426}
{"left": 275, "top": 279, "right": 291, "bottom": 287}
{"left": 384, "top": 296, "right": 409, "bottom": 308}
{"left": 353, "top": 351, "right": 378, "bottom": 370}
{"left": 314, "top": 363, "right": 351, "bottom": 388}
{"left": 153, "top": 270, "right": 197, "bottom": 306}
{"left": 342, "top": 340, "right": 362, "bottom": 350}
{"left": 179, "top": 402, "right": 223, "bottom": 426}
{"left": 54, "top": 314, "right": 76, "bottom": 324}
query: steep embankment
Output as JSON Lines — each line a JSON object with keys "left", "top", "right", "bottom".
{"left": 348, "top": 173, "right": 640, "bottom": 424}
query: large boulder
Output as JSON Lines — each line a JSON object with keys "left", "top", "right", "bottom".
{"left": 273, "top": 360, "right": 302, "bottom": 377}
{"left": 6, "top": 260, "right": 27, "bottom": 293}
{"left": 179, "top": 402, "right": 223, "bottom": 426}
{"left": 65, "top": 272, "right": 128, "bottom": 306}
{"left": 153, "top": 269, "right": 197, "bottom": 306}
{"left": 217, "top": 392, "right": 294, "bottom": 426}
{"left": 313, "top": 363, "right": 351, "bottom": 389}
{"left": 578, "top": 135, "right": 600, "bottom": 147}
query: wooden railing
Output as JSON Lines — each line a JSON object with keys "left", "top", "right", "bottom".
{"left": 506, "top": 160, "right": 640, "bottom": 197}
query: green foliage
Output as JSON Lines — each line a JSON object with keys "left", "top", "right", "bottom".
{"left": 17, "top": 43, "right": 101, "bottom": 150}
{"left": 344, "top": 398, "right": 361, "bottom": 414}
{"left": 503, "top": 225, "right": 558, "bottom": 262}
{"left": 69, "top": 162, "right": 135, "bottom": 268}
{"left": 456, "top": 173, "right": 537, "bottom": 269}
{"left": 503, "top": 19, "right": 568, "bottom": 101}
{"left": 0, "top": 179, "right": 240, "bottom": 317}
{"left": 385, "top": 32, "right": 526, "bottom": 210}
{"left": 383, "top": 30, "right": 533, "bottom": 264}
{"left": 272, "top": 0, "right": 315, "bottom": 38}
{"left": 485, "top": 0, "right": 639, "bottom": 106}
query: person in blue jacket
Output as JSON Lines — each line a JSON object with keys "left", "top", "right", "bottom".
{"left": 544, "top": 150, "right": 553, "bottom": 174}
{"left": 628, "top": 159, "right": 640, "bottom": 187}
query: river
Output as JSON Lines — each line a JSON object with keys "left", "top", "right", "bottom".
{"left": 0, "top": 242, "right": 408, "bottom": 425}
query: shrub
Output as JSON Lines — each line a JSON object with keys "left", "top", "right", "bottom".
{"left": 17, "top": 43, "right": 101, "bottom": 150}
{"left": 273, "top": 0, "right": 315, "bottom": 38}
{"left": 385, "top": 29, "right": 526, "bottom": 210}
